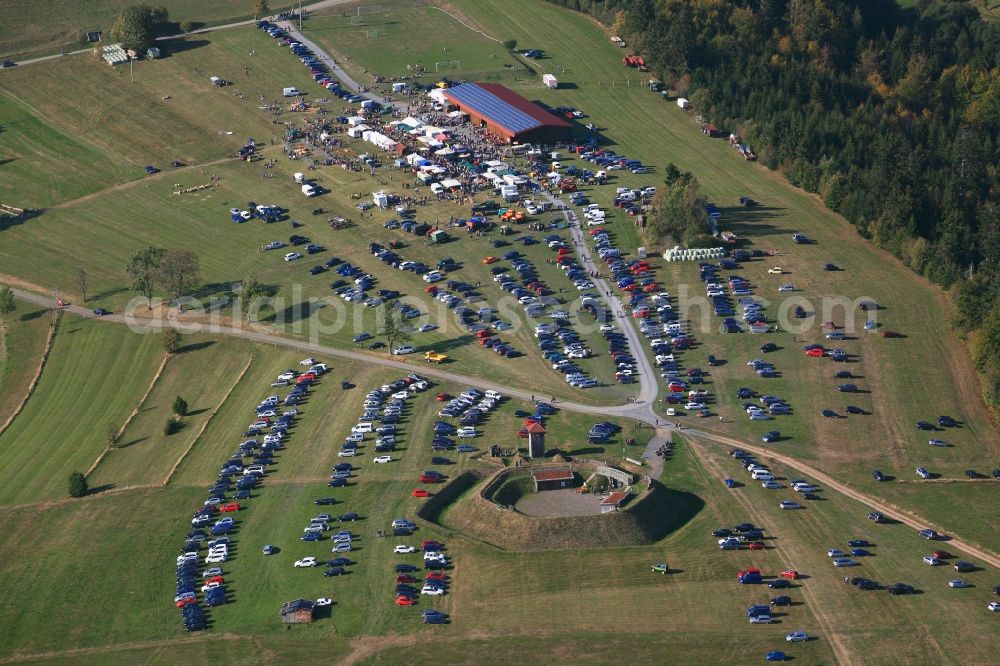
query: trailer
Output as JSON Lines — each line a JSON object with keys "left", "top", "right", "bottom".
{"left": 542, "top": 74, "right": 558, "bottom": 89}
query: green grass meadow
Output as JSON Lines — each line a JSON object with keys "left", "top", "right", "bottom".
{"left": 0, "top": 0, "right": 997, "bottom": 662}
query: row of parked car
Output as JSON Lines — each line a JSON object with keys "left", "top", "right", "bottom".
{"left": 176, "top": 358, "right": 329, "bottom": 630}
{"left": 582, "top": 225, "right": 678, "bottom": 389}
{"left": 257, "top": 21, "right": 366, "bottom": 103}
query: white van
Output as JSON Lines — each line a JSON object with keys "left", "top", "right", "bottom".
{"left": 484, "top": 390, "right": 502, "bottom": 400}
{"left": 283, "top": 87, "right": 300, "bottom": 97}
{"left": 301, "top": 183, "right": 317, "bottom": 197}
{"left": 430, "top": 182, "right": 444, "bottom": 195}
{"left": 352, "top": 423, "right": 373, "bottom": 434}
{"left": 751, "top": 470, "right": 774, "bottom": 481}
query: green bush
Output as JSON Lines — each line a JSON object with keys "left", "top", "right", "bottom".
{"left": 68, "top": 472, "right": 88, "bottom": 498}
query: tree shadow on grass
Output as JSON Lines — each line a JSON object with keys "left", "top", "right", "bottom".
{"left": 88, "top": 483, "right": 116, "bottom": 495}
{"left": 19, "top": 309, "right": 49, "bottom": 321}
{"left": 116, "top": 437, "right": 147, "bottom": 449}
{"left": 176, "top": 340, "right": 215, "bottom": 354}
{"left": 88, "top": 286, "right": 128, "bottom": 302}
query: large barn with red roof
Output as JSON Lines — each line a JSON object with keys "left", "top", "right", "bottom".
{"left": 442, "top": 82, "right": 572, "bottom": 144}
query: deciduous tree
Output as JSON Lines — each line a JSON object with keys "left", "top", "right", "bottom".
{"left": 155, "top": 249, "right": 200, "bottom": 301}
{"left": 126, "top": 246, "right": 164, "bottom": 309}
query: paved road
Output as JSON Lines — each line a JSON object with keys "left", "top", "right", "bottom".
{"left": 1, "top": 0, "right": 349, "bottom": 68}
{"left": 6, "top": 14, "right": 999, "bottom": 571}
{"left": 12, "top": 285, "right": 997, "bottom": 570}
{"left": 8, "top": 288, "right": 645, "bottom": 419}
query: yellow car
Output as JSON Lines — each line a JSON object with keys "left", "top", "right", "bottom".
{"left": 767, "top": 267, "right": 783, "bottom": 274}
{"left": 482, "top": 256, "right": 498, "bottom": 264}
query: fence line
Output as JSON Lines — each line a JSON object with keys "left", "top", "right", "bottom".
{"left": 86, "top": 352, "right": 171, "bottom": 477}
{"left": 162, "top": 355, "right": 254, "bottom": 485}
{"left": 0, "top": 311, "right": 61, "bottom": 438}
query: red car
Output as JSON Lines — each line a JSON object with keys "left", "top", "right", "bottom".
{"left": 932, "top": 550, "right": 952, "bottom": 560}
{"left": 425, "top": 285, "right": 438, "bottom": 294}
{"left": 805, "top": 348, "right": 824, "bottom": 358}
{"left": 218, "top": 502, "right": 240, "bottom": 513}
{"left": 748, "top": 542, "right": 766, "bottom": 550}
{"left": 880, "top": 330, "right": 901, "bottom": 338}
{"left": 296, "top": 373, "right": 316, "bottom": 384}
{"left": 421, "top": 539, "right": 442, "bottom": 548}
{"left": 419, "top": 474, "right": 441, "bottom": 484}
{"left": 204, "top": 575, "right": 225, "bottom": 585}
{"left": 739, "top": 567, "right": 762, "bottom": 578}
{"left": 176, "top": 597, "right": 198, "bottom": 608}
{"left": 395, "top": 595, "right": 416, "bottom": 606}
{"left": 780, "top": 569, "right": 799, "bottom": 579}
{"left": 820, "top": 321, "right": 837, "bottom": 329}
{"left": 435, "top": 393, "right": 450, "bottom": 402}
{"left": 425, "top": 571, "right": 447, "bottom": 581}
{"left": 397, "top": 574, "right": 418, "bottom": 584}
{"left": 412, "top": 489, "right": 430, "bottom": 498}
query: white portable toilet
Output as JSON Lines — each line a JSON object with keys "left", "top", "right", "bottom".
{"left": 293, "top": 172, "right": 305, "bottom": 184}
{"left": 637, "top": 246, "right": 647, "bottom": 259}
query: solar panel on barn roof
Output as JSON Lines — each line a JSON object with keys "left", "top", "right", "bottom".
{"left": 445, "top": 83, "right": 542, "bottom": 134}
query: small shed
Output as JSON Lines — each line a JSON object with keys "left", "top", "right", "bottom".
{"left": 280, "top": 599, "right": 315, "bottom": 623}
{"left": 600, "top": 491, "right": 629, "bottom": 513}
{"left": 531, "top": 467, "right": 574, "bottom": 491}
{"left": 677, "top": 98, "right": 690, "bottom": 109}
{"left": 542, "top": 74, "right": 558, "bottom": 89}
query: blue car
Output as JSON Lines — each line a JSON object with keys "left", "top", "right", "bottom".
{"left": 724, "top": 479, "right": 736, "bottom": 488}
{"left": 765, "top": 652, "right": 787, "bottom": 662}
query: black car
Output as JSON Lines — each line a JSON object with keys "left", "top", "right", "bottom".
{"left": 93, "top": 308, "right": 109, "bottom": 316}
{"left": 423, "top": 612, "right": 448, "bottom": 624}
{"left": 937, "top": 415, "right": 956, "bottom": 427}
{"left": 309, "top": 265, "right": 325, "bottom": 275}
{"left": 760, "top": 342, "right": 777, "bottom": 353}
{"left": 993, "top": 469, "right": 1000, "bottom": 480}
{"left": 338, "top": 512, "right": 359, "bottom": 522}
{"left": 770, "top": 595, "right": 792, "bottom": 606}
{"left": 395, "top": 563, "right": 419, "bottom": 573}
{"left": 915, "top": 421, "right": 935, "bottom": 431}
{"left": 853, "top": 578, "right": 878, "bottom": 590}
{"left": 314, "top": 498, "right": 336, "bottom": 506}
{"left": 712, "top": 528, "right": 733, "bottom": 538}
{"left": 965, "top": 469, "right": 980, "bottom": 479}
{"left": 824, "top": 263, "right": 839, "bottom": 271}
{"left": 846, "top": 405, "right": 864, "bottom": 415}
{"left": 1, "top": 60, "right": 16, "bottom": 68}
{"left": 872, "top": 470, "right": 885, "bottom": 482}
{"left": 768, "top": 579, "right": 791, "bottom": 589}
{"left": 733, "top": 523, "right": 755, "bottom": 533}
{"left": 431, "top": 456, "right": 452, "bottom": 465}
{"left": 887, "top": 582, "right": 914, "bottom": 595}
{"left": 324, "top": 567, "right": 346, "bottom": 576}
{"left": 835, "top": 370, "right": 852, "bottom": 379}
